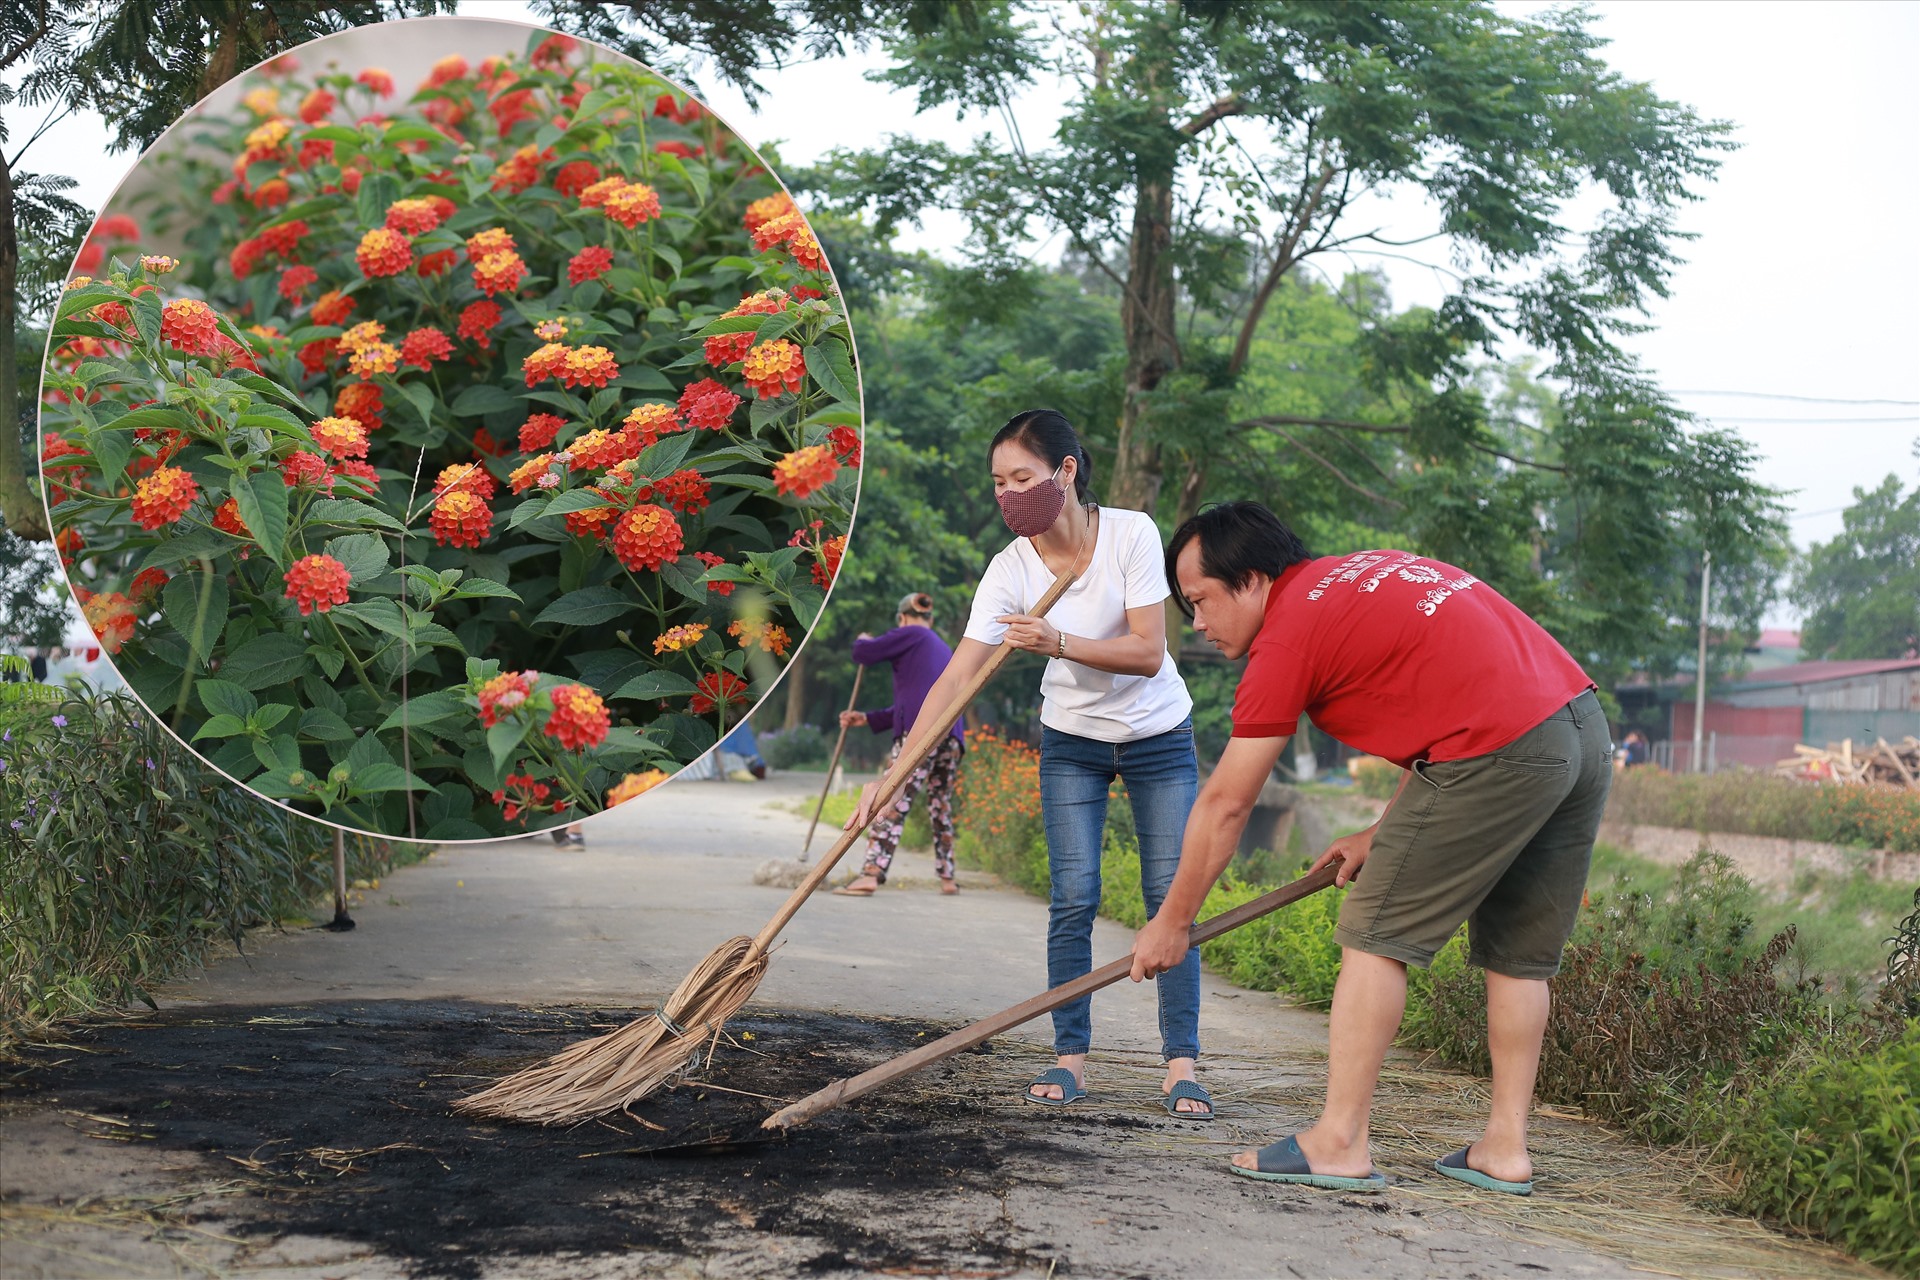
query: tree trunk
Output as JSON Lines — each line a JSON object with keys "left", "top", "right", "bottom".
{"left": 0, "top": 145, "right": 49, "bottom": 541}
{"left": 782, "top": 650, "right": 808, "bottom": 730}
{"left": 1110, "top": 172, "right": 1180, "bottom": 515}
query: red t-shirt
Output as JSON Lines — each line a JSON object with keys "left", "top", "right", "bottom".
{"left": 1231, "top": 550, "right": 1594, "bottom": 768}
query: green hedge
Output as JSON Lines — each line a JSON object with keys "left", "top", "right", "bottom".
{"left": 1609, "top": 768, "right": 1920, "bottom": 853}
{"left": 0, "top": 687, "right": 418, "bottom": 1039}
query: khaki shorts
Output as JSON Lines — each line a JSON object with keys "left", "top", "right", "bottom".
{"left": 1335, "top": 689, "right": 1611, "bottom": 979}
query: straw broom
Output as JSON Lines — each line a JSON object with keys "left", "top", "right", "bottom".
{"left": 453, "top": 569, "right": 1078, "bottom": 1124}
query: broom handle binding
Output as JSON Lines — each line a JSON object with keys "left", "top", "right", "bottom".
{"left": 802, "top": 666, "right": 865, "bottom": 857}
{"left": 761, "top": 862, "right": 1340, "bottom": 1130}
{"left": 751, "top": 570, "right": 1078, "bottom": 956}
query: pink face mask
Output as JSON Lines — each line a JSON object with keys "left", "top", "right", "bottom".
{"left": 997, "top": 464, "right": 1068, "bottom": 537}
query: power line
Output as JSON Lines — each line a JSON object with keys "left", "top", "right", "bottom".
{"left": 1705, "top": 416, "right": 1918, "bottom": 425}
{"left": 1671, "top": 389, "right": 1920, "bottom": 407}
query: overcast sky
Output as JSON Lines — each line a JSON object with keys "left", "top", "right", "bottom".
{"left": 15, "top": 0, "right": 1917, "bottom": 631}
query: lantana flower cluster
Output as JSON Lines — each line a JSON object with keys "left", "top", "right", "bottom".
{"left": 38, "top": 31, "right": 860, "bottom": 840}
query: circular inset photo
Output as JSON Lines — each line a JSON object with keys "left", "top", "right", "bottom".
{"left": 38, "top": 18, "right": 860, "bottom": 840}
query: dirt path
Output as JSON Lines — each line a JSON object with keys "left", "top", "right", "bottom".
{"left": 0, "top": 773, "right": 1884, "bottom": 1279}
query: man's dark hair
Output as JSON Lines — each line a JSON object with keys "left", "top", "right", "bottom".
{"left": 1164, "top": 502, "right": 1312, "bottom": 619}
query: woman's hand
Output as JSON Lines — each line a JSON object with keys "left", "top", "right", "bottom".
{"left": 844, "top": 780, "right": 883, "bottom": 831}
{"left": 1308, "top": 822, "right": 1378, "bottom": 888}
{"left": 838, "top": 710, "right": 867, "bottom": 729}
{"left": 996, "top": 613, "right": 1060, "bottom": 656}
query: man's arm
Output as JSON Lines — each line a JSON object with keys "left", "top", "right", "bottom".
{"left": 1130, "top": 734, "right": 1288, "bottom": 980}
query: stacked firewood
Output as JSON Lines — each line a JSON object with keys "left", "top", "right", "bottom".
{"left": 1775, "top": 737, "right": 1920, "bottom": 787}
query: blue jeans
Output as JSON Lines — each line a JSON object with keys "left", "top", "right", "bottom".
{"left": 1039, "top": 718, "right": 1201, "bottom": 1061}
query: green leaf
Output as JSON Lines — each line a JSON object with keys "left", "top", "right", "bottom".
{"left": 355, "top": 172, "right": 402, "bottom": 230}
{"left": 544, "top": 488, "right": 616, "bottom": 516}
{"left": 636, "top": 429, "right": 695, "bottom": 476}
{"left": 565, "top": 88, "right": 616, "bottom": 133}
{"left": 487, "top": 718, "right": 532, "bottom": 773}
{"left": 323, "top": 532, "right": 390, "bottom": 585}
{"left": 450, "top": 383, "right": 522, "bottom": 418}
{"left": 89, "top": 427, "right": 133, "bottom": 490}
{"left": 507, "top": 495, "right": 553, "bottom": 529}
{"left": 753, "top": 309, "right": 802, "bottom": 346}
{"left": 535, "top": 585, "right": 635, "bottom": 626}
{"left": 348, "top": 762, "right": 425, "bottom": 794}
{"left": 449, "top": 577, "right": 523, "bottom": 602}
{"left": 218, "top": 631, "right": 310, "bottom": 691}
{"left": 381, "top": 121, "right": 451, "bottom": 147}
{"left": 612, "top": 365, "right": 675, "bottom": 392}
{"left": 377, "top": 686, "right": 471, "bottom": 732}
{"left": 690, "top": 313, "right": 769, "bottom": 339}
{"left": 803, "top": 338, "right": 860, "bottom": 408}
{"left": 396, "top": 380, "right": 436, "bottom": 431}
{"left": 161, "top": 570, "right": 228, "bottom": 662}
{"left": 652, "top": 242, "right": 683, "bottom": 279}
{"left": 229, "top": 472, "right": 290, "bottom": 566}
{"left": 130, "top": 290, "right": 163, "bottom": 347}
{"left": 331, "top": 599, "right": 411, "bottom": 643}
{"left": 250, "top": 703, "right": 294, "bottom": 733}
{"left": 304, "top": 498, "right": 407, "bottom": 532}
{"left": 612, "top": 670, "right": 698, "bottom": 700}
{"left": 196, "top": 678, "right": 257, "bottom": 720}
{"left": 191, "top": 714, "right": 250, "bottom": 742}
{"left": 297, "top": 706, "right": 358, "bottom": 741}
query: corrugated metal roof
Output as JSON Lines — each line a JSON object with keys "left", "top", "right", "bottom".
{"left": 1737, "top": 657, "right": 1920, "bottom": 687}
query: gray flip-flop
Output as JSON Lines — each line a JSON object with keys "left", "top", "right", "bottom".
{"left": 1021, "top": 1067, "right": 1085, "bottom": 1107}
{"left": 1435, "top": 1146, "right": 1532, "bottom": 1196}
{"left": 1163, "top": 1078, "right": 1216, "bottom": 1121}
{"left": 1228, "top": 1135, "right": 1387, "bottom": 1192}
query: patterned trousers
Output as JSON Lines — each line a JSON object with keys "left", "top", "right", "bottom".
{"left": 864, "top": 734, "right": 965, "bottom": 882}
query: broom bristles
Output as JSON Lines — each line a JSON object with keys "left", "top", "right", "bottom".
{"left": 453, "top": 935, "right": 767, "bottom": 1124}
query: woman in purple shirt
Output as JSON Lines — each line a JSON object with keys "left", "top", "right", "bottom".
{"left": 832, "top": 592, "right": 966, "bottom": 897}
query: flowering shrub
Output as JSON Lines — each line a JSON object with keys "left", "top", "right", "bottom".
{"left": 1609, "top": 770, "right": 1920, "bottom": 854}
{"left": 38, "top": 33, "right": 860, "bottom": 839}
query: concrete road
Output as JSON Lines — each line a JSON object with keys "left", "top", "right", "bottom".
{"left": 0, "top": 772, "right": 1883, "bottom": 1280}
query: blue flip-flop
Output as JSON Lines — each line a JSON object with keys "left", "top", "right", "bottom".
{"left": 1227, "top": 1135, "right": 1388, "bottom": 1192}
{"left": 1163, "top": 1078, "right": 1216, "bottom": 1121}
{"left": 1435, "top": 1146, "right": 1533, "bottom": 1196}
{"left": 1022, "top": 1067, "right": 1086, "bottom": 1107}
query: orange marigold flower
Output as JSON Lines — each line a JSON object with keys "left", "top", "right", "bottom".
{"left": 543, "top": 683, "right": 610, "bottom": 751}
{"left": 472, "top": 250, "right": 527, "bottom": 297}
{"left": 399, "top": 326, "right": 453, "bottom": 370}
{"left": 430, "top": 490, "right": 493, "bottom": 548}
{"left": 212, "top": 497, "right": 251, "bottom": 537}
{"left": 492, "top": 143, "right": 551, "bottom": 192}
{"left": 283, "top": 553, "right": 352, "bottom": 615}
{"left": 433, "top": 462, "right": 497, "bottom": 501}
{"left": 812, "top": 534, "right": 847, "bottom": 589}
{"left": 577, "top": 176, "right": 627, "bottom": 210}
{"left": 159, "top": 299, "right": 223, "bottom": 356}
{"left": 250, "top": 177, "right": 292, "bottom": 209}
{"left": 476, "top": 670, "right": 535, "bottom": 726}
{"left": 693, "top": 550, "right": 735, "bottom": 597}
{"left": 244, "top": 118, "right": 292, "bottom": 155}
{"left": 457, "top": 299, "right": 502, "bottom": 347}
{"left": 509, "top": 453, "right": 555, "bottom": 493}
{"left": 729, "top": 618, "right": 792, "bottom": 658}
{"left": 678, "top": 378, "right": 741, "bottom": 431}
{"left": 652, "top": 622, "right": 709, "bottom": 654}
{"left": 358, "top": 67, "right": 395, "bottom": 96}
{"left": 560, "top": 345, "right": 618, "bottom": 390}
{"left": 334, "top": 381, "right": 384, "bottom": 431}
{"left": 752, "top": 210, "right": 825, "bottom": 271}
{"left": 741, "top": 339, "right": 806, "bottom": 399}
{"left": 129, "top": 465, "right": 199, "bottom": 529}
{"left": 772, "top": 444, "right": 839, "bottom": 499}
{"left": 554, "top": 159, "right": 601, "bottom": 197}
{"left": 491, "top": 88, "right": 538, "bottom": 136}
{"left": 385, "top": 197, "right": 443, "bottom": 234}
{"left": 417, "top": 248, "right": 457, "bottom": 278}
{"left": 606, "top": 770, "right": 669, "bottom": 807}
{"left": 242, "top": 87, "right": 280, "bottom": 117}
{"left": 522, "top": 342, "right": 569, "bottom": 387}
{"left": 827, "top": 425, "right": 862, "bottom": 467}
{"left": 278, "top": 264, "right": 318, "bottom": 303}
{"left": 519, "top": 413, "right": 566, "bottom": 452}
{"left": 310, "top": 415, "right": 370, "bottom": 460}
{"left": 532, "top": 33, "right": 577, "bottom": 68}
{"left": 281, "top": 451, "right": 335, "bottom": 490}
{"left": 428, "top": 54, "right": 469, "bottom": 86}
{"left": 299, "top": 87, "right": 335, "bottom": 123}
{"left": 703, "top": 290, "right": 785, "bottom": 367}
{"left": 90, "top": 299, "right": 130, "bottom": 329}
{"left": 466, "top": 227, "right": 516, "bottom": 260}
{"left": 689, "top": 671, "right": 748, "bottom": 716}
{"left": 609, "top": 503, "right": 683, "bottom": 572}
{"left": 620, "top": 402, "right": 683, "bottom": 450}
{"left": 564, "top": 503, "right": 619, "bottom": 539}
{"left": 602, "top": 181, "right": 662, "bottom": 228}
{"left": 347, "top": 340, "right": 400, "bottom": 379}
{"left": 568, "top": 244, "right": 613, "bottom": 285}
{"left": 743, "top": 192, "right": 795, "bottom": 234}
{"left": 565, "top": 427, "right": 639, "bottom": 472}
{"left": 338, "top": 320, "right": 387, "bottom": 353}
{"left": 129, "top": 566, "right": 170, "bottom": 602}
{"left": 647, "top": 468, "right": 710, "bottom": 514}
{"left": 99, "top": 214, "right": 139, "bottom": 241}
{"left": 655, "top": 140, "right": 702, "bottom": 160}
{"left": 355, "top": 227, "right": 413, "bottom": 278}
{"left": 311, "top": 289, "right": 355, "bottom": 327}
{"left": 82, "top": 592, "right": 139, "bottom": 655}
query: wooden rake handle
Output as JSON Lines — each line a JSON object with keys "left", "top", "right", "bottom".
{"left": 750, "top": 569, "right": 1078, "bottom": 956}
{"left": 802, "top": 666, "right": 865, "bottom": 857}
{"left": 761, "top": 861, "right": 1341, "bottom": 1131}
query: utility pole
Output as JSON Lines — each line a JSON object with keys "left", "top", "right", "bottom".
{"left": 1692, "top": 550, "right": 1712, "bottom": 774}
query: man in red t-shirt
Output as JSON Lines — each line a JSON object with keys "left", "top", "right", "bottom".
{"left": 1132, "top": 502, "right": 1610, "bottom": 1197}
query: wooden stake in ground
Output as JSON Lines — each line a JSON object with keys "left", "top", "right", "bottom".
{"left": 802, "top": 666, "right": 864, "bottom": 860}
{"left": 453, "top": 570, "right": 1079, "bottom": 1125}
{"left": 763, "top": 862, "right": 1341, "bottom": 1130}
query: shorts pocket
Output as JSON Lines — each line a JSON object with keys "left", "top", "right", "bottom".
{"left": 1494, "top": 753, "right": 1569, "bottom": 775}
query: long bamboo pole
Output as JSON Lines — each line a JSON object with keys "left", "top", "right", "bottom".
{"left": 763, "top": 862, "right": 1340, "bottom": 1130}
{"left": 802, "top": 666, "right": 864, "bottom": 859}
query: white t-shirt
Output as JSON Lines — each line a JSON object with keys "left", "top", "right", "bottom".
{"left": 964, "top": 506, "right": 1193, "bottom": 743}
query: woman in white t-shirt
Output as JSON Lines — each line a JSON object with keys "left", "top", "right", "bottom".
{"left": 849, "top": 409, "right": 1211, "bottom": 1118}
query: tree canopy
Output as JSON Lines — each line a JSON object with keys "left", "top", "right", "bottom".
{"left": 1793, "top": 474, "right": 1920, "bottom": 661}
